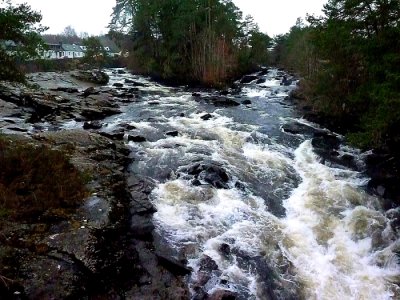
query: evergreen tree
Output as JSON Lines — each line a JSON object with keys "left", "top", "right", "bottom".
{"left": 274, "top": 0, "right": 400, "bottom": 149}
{"left": 0, "top": 0, "right": 47, "bottom": 82}
{"left": 110, "top": 0, "right": 270, "bottom": 86}
{"left": 82, "top": 36, "right": 108, "bottom": 69}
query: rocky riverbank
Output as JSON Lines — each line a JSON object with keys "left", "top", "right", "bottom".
{"left": 0, "top": 70, "right": 190, "bottom": 299}
{"left": 288, "top": 78, "right": 400, "bottom": 219}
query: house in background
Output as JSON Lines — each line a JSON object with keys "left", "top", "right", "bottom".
{"left": 40, "top": 43, "right": 85, "bottom": 59}
{"left": 40, "top": 43, "right": 63, "bottom": 59}
{"left": 62, "top": 44, "right": 85, "bottom": 59}
{"left": 38, "top": 35, "right": 121, "bottom": 60}
{"left": 98, "top": 36, "right": 121, "bottom": 57}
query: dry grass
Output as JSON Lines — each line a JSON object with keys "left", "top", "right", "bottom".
{"left": 0, "top": 135, "right": 88, "bottom": 220}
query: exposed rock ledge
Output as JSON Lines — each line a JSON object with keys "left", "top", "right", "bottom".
{"left": 0, "top": 74, "right": 189, "bottom": 299}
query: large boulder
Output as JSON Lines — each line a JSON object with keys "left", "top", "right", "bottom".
{"left": 282, "top": 122, "right": 324, "bottom": 136}
{"left": 194, "top": 96, "right": 240, "bottom": 107}
{"left": 80, "top": 107, "right": 121, "bottom": 120}
{"left": 184, "top": 162, "right": 230, "bottom": 189}
{"left": 72, "top": 70, "right": 109, "bottom": 85}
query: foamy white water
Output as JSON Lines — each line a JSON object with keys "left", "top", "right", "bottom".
{"left": 104, "top": 67, "right": 400, "bottom": 299}
{"left": 281, "top": 141, "right": 400, "bottom": 299}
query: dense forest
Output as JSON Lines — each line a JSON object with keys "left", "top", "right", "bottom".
{"left": 272, "top": 0, "right": 400, "bottom": 151}
{"left": 109, "top": 0, "right": 270, "bottom": 86}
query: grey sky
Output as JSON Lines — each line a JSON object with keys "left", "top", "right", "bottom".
{"left": 11, "top": 0, "right": 325, "bottom": 37}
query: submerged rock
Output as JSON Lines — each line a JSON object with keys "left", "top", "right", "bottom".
{"left": 112, "top": 82, "right": 124, "bottom": 88}
{"left": 282, "top": 122, "right": 324, "bottom": 136}
{"left": 128, "top": 135, "right": 147, "bottom": 143}
{"left": 208, "top": 290, "right": 237, "bottom": 300}
{"left": 194, "top": 95, "right": 240, "bottom": 107}
{"left": 240, "top": 75, "right": 258, "bottom": 84}
{"left": 185, "top": 162, "right": 230, "bottom": 189}
{"left": 200, "top": 113, "right": 213, "bottom": 121}
{"left": 83, "top": 120, "right": 103, "bottom": 130}
{"left": 165, "top": 131, "right": 179, "bottom": 137}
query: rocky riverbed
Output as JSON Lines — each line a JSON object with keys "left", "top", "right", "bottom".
{"left": 1, "top": 68, "right": 399, "bottom": 300}
{"left": 0, "top": 70, "right": 190, "bottom": 299}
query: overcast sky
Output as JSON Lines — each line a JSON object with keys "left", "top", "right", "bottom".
{"left": 11, "top": 0, "right": 326, "bottom": 37}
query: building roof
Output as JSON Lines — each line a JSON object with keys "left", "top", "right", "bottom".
{"left": 61, "top": 44, "right": 84, "bottom": 52}
{"left": 98, "top": 36, "right": 120, "bottom": 53}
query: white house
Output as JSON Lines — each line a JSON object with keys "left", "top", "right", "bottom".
{"left": 40, "top": 43, "right": 85, "bottom": 59}
{"left": 62, "top": 44, "right": 85, "bottom": 59}
{"left": 40, "top": 43, "right": 63, "bottom": 59}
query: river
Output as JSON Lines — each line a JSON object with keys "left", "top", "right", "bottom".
{"left": 81, "top": 68, "right": 399, "bottom": 299}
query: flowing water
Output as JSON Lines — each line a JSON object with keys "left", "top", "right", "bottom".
{"left": 100, "top": 69, "right": 398, "bottom": 299}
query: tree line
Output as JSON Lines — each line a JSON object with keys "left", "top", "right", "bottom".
{"left": 272, "top": 0, "right": 400, "bottom": 151}
{"left": 109, "top": 0, "right": 271, "bottom": 86}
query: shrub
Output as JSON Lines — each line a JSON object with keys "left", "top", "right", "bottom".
{"left": 0, "top": 136, "right": 87, "bottom": 220}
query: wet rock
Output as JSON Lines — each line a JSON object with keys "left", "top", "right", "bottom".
{"left": 220, "top": 90, "right": 229, "bottom": 96}
{"left": 128, "top": 135, "right": 147, "bottom": 143}
{"left": 19, "top": 255, "right": 87, "bottom": 299}
{"left": 81, "top": 87, "right": 99, "bottom": 97}
{"left": 241, "top": 99, "right": 252, "bottom": 105}
{"left": 256, "top": 78, "right": 266, "bottom": 84}
{"left": 311, "top": 133, "right": 354, "bottom": 169}
{"left": 99, "top": 130, "right": 125, "bottom": 140}
{"left": 117, "top": 70, "right": 126, "bottom": 74}
{"left": 156, "top": 254, "right": 192, "bottom": 276}
{"left": 192, "top": 92, "right": 201, "bottom": 97}
{"left": 166, "top": 131, "right": 179, "bottom": 137}
{"left": 120, "top": 123, "right": 137, "bottom": 130}
{"left": 186, "top": 162, "right": 230, "bottom": 189}
{"left": 112, "top": 83, "right": 124, "bottom": 88}
{"left": 6, "top": 126, "right": 28, "bottom": 132}
{"left": 192, "top": 179, "right": 202, "bottom": 186}
{"left": 240, "top": 75, "right": 258, "bottom": 84}
{"left": 83, "top": 120, "right": 103, "bottom": 130}
{"left": 131, "top": 215, "right": 155, "bottom": 240}
{"left": 312, "top": 132, "right": 341, "bottom": 151}
{"left": 258, "top": 68, "right": 269, "bottom": 76}
{"left": 201, "top": 113, "right": 213, "bottom": 121}
{"left": 130, "top": 191, "right": 156, "bottom": 215}
{"left": 124, "top": 79, "right": 146, "bottom": 87}
{"left": 24, "top": 95, "right": 59, "bottom": 119}
{"left": 195, "top": 96, "right": 240, "bottom": 107}
{"left": 282, "top": 122, "right": 324, "bottom": 136}
{"left": 208, "top": 290, "right": 237, "bottom": 300}
{"left": 387, "top": 208, "right": 400, "bottom": 232}
{"left": 71, "top": 70, "right": 109, "bottom": 85}
{"left": 81, "top": 107, "right": 121, "bottom": 120}
{"left": 219, "top": 243, "right": 231, "bottom": 257}
{"left": 281, "top": 76, "right": 293, "bottom": 86}
{"left": 51, "top": 87, "right": 79, "bottom": 93}
{"left": 199, "top": 255, "right": 218, "bottom": 272}
{"left": 192, "top": 286, "right": 208, "bottom": 300}
{"left": 364, "top": 152, "right": 400, "bottom": 206}
{"left": 211, "top": 97, "right": 240, "bottom": 107}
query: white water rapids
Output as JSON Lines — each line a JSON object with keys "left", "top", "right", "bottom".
{"left": 103, "top": 68, "right": 400, "bottom": 299}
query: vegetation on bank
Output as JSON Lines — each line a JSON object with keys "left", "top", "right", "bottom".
{"left": 0, "top": 0, "right": 47, "bottom": 82}
{"left": 110, "top": 0, "right": 271, "bottom": 86}
{"left": 0, "top": 135, "right": 88, "bottom": 220}
{"left": 272, "top": 0, "right": 400, "bottom": 151}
